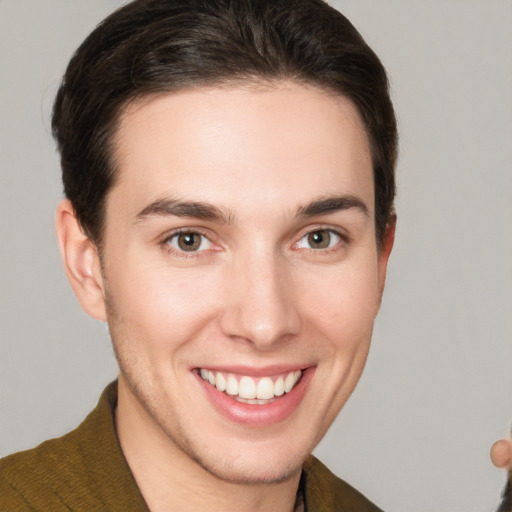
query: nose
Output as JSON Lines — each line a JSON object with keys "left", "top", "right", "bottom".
{"left": 219, "top": 249, "right": 301, "bottom": 349}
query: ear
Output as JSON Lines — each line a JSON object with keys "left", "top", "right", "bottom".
{"left": 55, "top": 199, "right": 107, "bottom": 321}
{"left": 377, "top": 214, "right": 396, "bottom": 299}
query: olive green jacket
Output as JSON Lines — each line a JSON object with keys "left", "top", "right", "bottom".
{"left": 0, "top": 382, "right": 382, "bottom": 511}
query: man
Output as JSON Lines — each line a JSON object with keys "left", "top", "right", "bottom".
{"left": 0, "top": 0, "right": 397, "bottom": 510}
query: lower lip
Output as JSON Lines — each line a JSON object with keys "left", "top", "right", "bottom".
{"left": 196, "top": 368, "right": 315, "bottom": 426}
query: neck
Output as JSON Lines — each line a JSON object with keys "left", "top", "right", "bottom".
{"left": 115, "top": 377, "right": 302, "bottom": 512}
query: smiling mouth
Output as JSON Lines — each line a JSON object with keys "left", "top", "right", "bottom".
{"left": 198, "top": 369, "right": 303, "bottom": 405}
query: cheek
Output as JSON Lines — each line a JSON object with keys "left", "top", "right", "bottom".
{"left": 298, "top": 261, "right": 381, "bottom": 341}
{"left": 106, "top": 259, "right": 224, "bottom": 351}
{"left": 296, "top": 265, "right": 379, "bottom": 437}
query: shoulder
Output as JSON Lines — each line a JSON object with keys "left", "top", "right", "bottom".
{"left": 0, "top": 382, "right": 148, "bottom": 512}
{"left": 303, "top": 456, "right": 384, "bottom": 512}
{"left": 0, "top": 430, "right": 91, "bottom": 511}
{"left": 0, "top": 467, "right": 36, "bottom": 511}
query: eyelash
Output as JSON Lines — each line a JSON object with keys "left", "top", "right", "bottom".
{"left": 160, "top": 227, "right": 349, "bottom": 258}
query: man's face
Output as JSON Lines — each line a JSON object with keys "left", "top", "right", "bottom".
{"left": 98, "top": 82, "right": 391, "bottom": 483}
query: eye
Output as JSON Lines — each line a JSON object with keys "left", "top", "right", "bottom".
{"left": 166, "top": 231, "right": 212, "bottom": 252}
{"left": 296, "top": 229, "right": 342, "bottom": 250}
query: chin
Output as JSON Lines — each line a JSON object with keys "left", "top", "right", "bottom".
{"left": 169, "top": 419, "right": 320, "bottom": 486}
{"left": 152, "top": 415, "right": 308, "bottom": 486}
{"left": 193, "top": 450, "right": 305, "bottom": 485}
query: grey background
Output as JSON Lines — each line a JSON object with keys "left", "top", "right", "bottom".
{"left": 1, "top": 1, "right": 511, "bottom": 511}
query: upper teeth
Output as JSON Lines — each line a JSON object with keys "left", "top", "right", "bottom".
{"left": 199, "top": 369, "right": 302, "bottom": 402}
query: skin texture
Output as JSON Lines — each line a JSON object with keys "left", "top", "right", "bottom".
{"left": 56, "top": 82, "right": 395, "bottom": 512}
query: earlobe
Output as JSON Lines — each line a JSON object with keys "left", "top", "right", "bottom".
{"left": 55, "top": 199, "right": 107, "bottom": 321}
{"left": 377, "top": 215, "right": 396, "bottom": 298}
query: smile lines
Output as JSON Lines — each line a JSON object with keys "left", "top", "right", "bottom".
{"left": 199, "top": 369, "right": 303, "bottom": 404}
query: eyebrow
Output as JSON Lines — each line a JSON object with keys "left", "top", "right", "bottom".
{"left": 135, "top": 194, "right": 368, "bottom": 224}
{"left": 296, "top": 195, "right": 369, "bottom": 218}
{"left": 136, "top": 198, "right": 230, "bottom": 223}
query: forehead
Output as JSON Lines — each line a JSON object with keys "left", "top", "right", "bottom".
{"left": 110, "top": 82, "right": 374, "bottom": 219}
